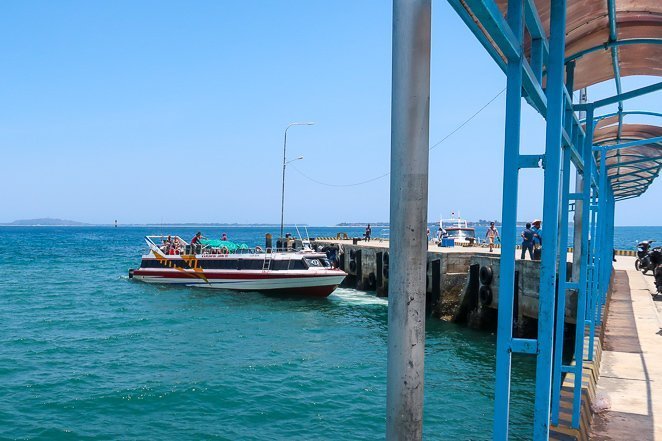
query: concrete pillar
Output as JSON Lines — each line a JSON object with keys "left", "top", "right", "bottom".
{"left": 386, "top": 0, "right": 431, "bottom": 439}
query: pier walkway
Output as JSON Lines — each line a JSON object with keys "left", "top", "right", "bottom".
{"left": 590, "top": 258, "right": 662, "bottom": 440}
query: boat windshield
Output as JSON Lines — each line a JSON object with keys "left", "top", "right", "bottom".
{"left": 445, "top": 229, "right": 475, "bottom": 239}
{"left": 304, "top": 257, "right": 331, "bottom": 268}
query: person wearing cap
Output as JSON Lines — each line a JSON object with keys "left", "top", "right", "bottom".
{"left": 531, "top": 220, "right": 542, "bottom": 261}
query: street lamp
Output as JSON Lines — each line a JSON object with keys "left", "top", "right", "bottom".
{"left": 280, "top": 122, "right": 315, "bottom": 239}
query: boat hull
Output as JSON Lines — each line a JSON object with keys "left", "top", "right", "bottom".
{"left": 130, "top": 269, "right": 345, "bottom": 297}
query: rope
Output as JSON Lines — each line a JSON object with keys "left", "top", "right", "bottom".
{"left": 291, "top": 87, "right": 506, "bottom": 188}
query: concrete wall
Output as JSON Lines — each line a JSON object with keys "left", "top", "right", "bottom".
{"left": 313, "top": 240, "right": 578, "bottom": 329}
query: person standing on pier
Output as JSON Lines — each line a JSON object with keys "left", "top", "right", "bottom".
{"left": 364, "top": 224, "right": 372, "bottom": 241}
{"left": 520, "top": 223, "right": 534, "bottom": 260}
{"left": 485, "top": 222, "right": 500, "bottom": 252}
{"left": 531, "top": 219, "right": 542, "bottom": 260}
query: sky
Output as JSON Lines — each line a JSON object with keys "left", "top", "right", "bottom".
{"left": 0, "top": 1, "right": 659, "bottom": 226}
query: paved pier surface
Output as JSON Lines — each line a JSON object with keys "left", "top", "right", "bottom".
{"left": 591, "top": 257, "right": 662, "bottom": 440}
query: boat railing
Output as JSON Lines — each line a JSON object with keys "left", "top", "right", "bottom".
{"left": 145, "top": 235, "right": 318, "bottom": 258}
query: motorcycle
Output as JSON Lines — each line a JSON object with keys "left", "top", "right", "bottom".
{"left": 649, "top": 246, "right": 662, "bottom": 297}
{"left": 635, "top": 240, "right": 656, "bottom": 274}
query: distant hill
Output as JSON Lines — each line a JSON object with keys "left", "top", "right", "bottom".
{"left": 1, "top": 218, "right": 90, "bottom": 226}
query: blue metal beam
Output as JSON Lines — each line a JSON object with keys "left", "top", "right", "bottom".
{"left": 615, "top": 193, "right": 643, "bottom": 201}
{"left": 493, "top": 0, "right": 524, "bottom": 437}
{"left": 565, "top": 38, "right": 662, "bottom": 63}
{"left": 613, "top": 181, "right": 652, "bottom": 190}
{"left": 534, "top": 0, "right": 567, "bottom": 436}
{"left": 462, "top": 0, "right": 520, "bottom": 60}
{"left": 551, "top": 140, "right": 573, "bottom": 425}
{"left": 610, "top": 164, "right": 661, "bottom": 178}
{"left": 590, "top": 110, "right": 662, "bottom": 123}
{"left": 594, "top": 136, "right": 662, "bottom": 151}
{"left": 575, "top": 82, "right": 662, "bottom": 110}
{"left": 446, "top": 0, "right": 507, "bottom": 71}
{"left": 606, "top": 0, "right": 624, "bottom": 140}
{"left": 571, "top": 107, "right": 594, "bottom": 427}
{"left": 445, "top": 0, "right": 548, "bottom": 116}
{"left": 606, "top": 156, "right": 662, "bottom": 169}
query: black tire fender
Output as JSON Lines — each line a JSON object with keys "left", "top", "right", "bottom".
{"left": 479, "top": 285, "right": 493, "bottom": 306}
{"left": 479, "top": 265, "right": 494, "bottom": 285}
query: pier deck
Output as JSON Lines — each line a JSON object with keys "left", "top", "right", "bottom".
{"left": 590, "top": 258, "right": 662, "bottom": 440}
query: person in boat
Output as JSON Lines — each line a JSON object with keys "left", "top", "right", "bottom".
{"left": 364, "top": 224, "right": 372, "bottom": 242}
{"left": 521, "top": 223, "right": 535, "bottom": 260}
{"left": 158, "top": 235, "right": 172, "bottom": 253}
{"left": 485, "top": 222, "right": 500, "bottom": 252}
{"left": 190, "top": 232, "right": 206, "bottom": 254}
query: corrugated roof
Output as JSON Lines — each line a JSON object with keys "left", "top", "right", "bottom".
{"left": 594, "top": 124, "right": 662, "bottom": 198}
{"left": 494, "top": 0, "right": 662, "bottom": 90}
{"left": 453, "top": 0, "right": 661, "bottom": 199}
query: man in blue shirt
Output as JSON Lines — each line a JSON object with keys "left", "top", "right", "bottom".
{"left": 521, "top": 223, "right": 534, "bottom": 260}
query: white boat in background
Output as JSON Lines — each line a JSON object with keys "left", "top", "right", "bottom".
{"left": 440, "top": 211, "right": 477, "bottom": 245}
{"left": 129, "top": 235, "right": 346, "bottom": 297}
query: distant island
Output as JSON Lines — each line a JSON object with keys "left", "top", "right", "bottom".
{"left": 1, "top": 218, "right": 90, "bottom": 226}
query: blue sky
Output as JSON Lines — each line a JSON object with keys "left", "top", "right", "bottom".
{"left": 1, "top": 1, "right": 659, "bottom": 226}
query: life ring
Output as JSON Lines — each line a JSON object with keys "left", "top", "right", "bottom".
{"left": 220, "top": 246, "right": 229, "bottom": 255}
{"left": 255, "top": 246, "right": 263, "bottom": 253}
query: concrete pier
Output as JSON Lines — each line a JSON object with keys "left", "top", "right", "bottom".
{"left": 589, "top": 260, "right": 662, "bottom": 440}
{"left": 313, "top": 238, "right": 579, "bottom": 334}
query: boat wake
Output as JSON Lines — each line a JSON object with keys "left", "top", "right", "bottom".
{"left": 329, "top": 288, "right": 388, "bottom": 306}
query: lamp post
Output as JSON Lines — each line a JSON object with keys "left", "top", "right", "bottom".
{"left": 280, "top": 122, "right": 314, "bottom": 239}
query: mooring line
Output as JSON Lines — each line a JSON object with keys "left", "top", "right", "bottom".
{"left": 290, "top": 87, "right": 506, "bottom": 188}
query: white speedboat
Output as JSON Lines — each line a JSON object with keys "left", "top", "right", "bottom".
{"left": 439, "top": 212, "right": 477, "bottom": 244}
{"left": 129, "top": 236, "right": 346, "bottom": 297}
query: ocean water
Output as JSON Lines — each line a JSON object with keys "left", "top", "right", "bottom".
{"left": 0, "top": 225, "right": 657, "bottom": 440}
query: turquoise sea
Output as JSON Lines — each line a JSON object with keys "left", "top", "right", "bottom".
{"left": 1, "top": 226, "right": 658, "bottom": 440}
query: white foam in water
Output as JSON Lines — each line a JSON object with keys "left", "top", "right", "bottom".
{"left": 330, "top": 288, "right": 388, "bottom": 306}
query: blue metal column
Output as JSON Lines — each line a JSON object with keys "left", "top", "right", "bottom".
{"left": 551, "top": 61, "right": 575, "bottom": 425}
{"left": 587, "top": 185, "right": 599, "bottom": 361}
{"left": 551, "top": 126, "right": 572, "bottom": 425}
{"left": 595, "top": 147, "right": 608, "bottom": 327}
{"left": 533, "top": 0, "right": 567, "bottom": 437}
{"left": 571, "top": 107, "right": 594, "bottom": 427}
{"left": 493, "top": 0, "right": 524, "bottom": 438}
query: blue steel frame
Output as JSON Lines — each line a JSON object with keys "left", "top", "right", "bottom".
{"left": 444, "top": 0, "right": 662, "bottom": 439}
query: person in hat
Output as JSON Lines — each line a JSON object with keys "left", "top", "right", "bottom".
{"left": 531, "top": 220, "right": 542, "bottom": 260}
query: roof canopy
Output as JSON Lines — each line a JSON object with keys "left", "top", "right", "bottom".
{"left": 493, "top": 0, "right": 662, "bottom": 90}
{"left": 594, "top": 123, "right": 662, "bottom": 198}
{"left": 453, "top": 0, "right": 661, "bottom": 199}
